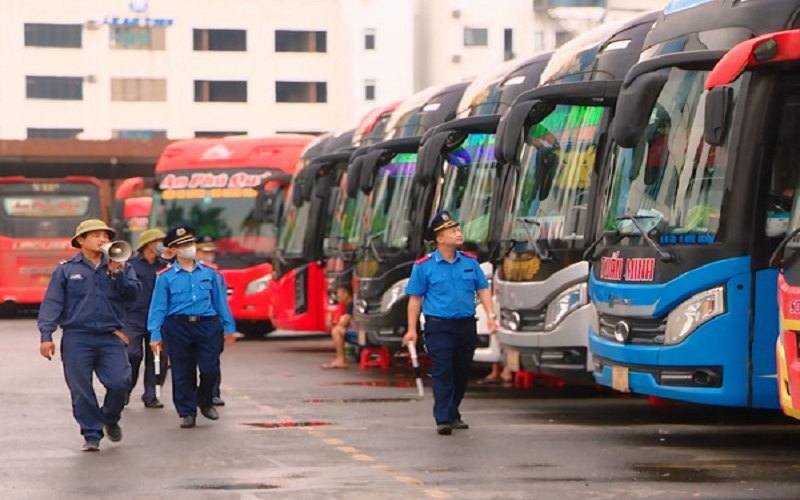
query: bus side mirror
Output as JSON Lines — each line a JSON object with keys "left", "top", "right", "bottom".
{"left": 496, "top": 100, "right": 555, "bottom": 165}
{"left": 292, "top": 180, "right": 304, "bottom": 207}
{"left": 346, "top": 156, "right": 365, "bottom": 198}
{"left": 255, "top": 186, "right": 283, "bottom": 224}
{"left": 704, "top": 86, "right": 733, "bottom": 146}
{"left": 612, "top": 70, "right": 669, "bottom": 148}
{"left": 360, "top": 149, "right": 389, "bottom": 194}
{"left": 416, "top": 131, "right": 451, "bottom": 186}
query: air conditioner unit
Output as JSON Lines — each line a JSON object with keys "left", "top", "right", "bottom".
{"left": 85, "top": 75, "right": 98, "bottom": 83}
{"left": 452, "top": 54, "right": 462, "bottom": 63}
{"left": 84, "top": 20, "right": 101, "bottom": 30}
{"left": 451, "top": 9, "right": 461, "bottom": 19}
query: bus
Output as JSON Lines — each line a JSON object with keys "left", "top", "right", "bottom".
{"left": 708, "top": 30, "right": 800, "bottom": 417}
{"left": 353, "top": 81, "right": 470, "bottom": 348}
{"left": 269, "top": 130, "right": 354, "bottom": 334}
{"left": 587, "top": 0, "right": 800, "bottom": 408}
{"left": 414, "top": 53, "right": 552, "bottom": 365}
{"left": 149, "top": 135, "right": 312, "bottom": 338}
{"left": 113, "top": 176, "right": 152, "bottom": 246}
{"left": 489, "top": 12, "right": 657, "bottom": 384}
{"left": 0, "top": 176, "right": 106, "bottom": 311}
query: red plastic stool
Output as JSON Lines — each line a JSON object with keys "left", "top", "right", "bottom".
{"left": 514, "top": 370, "right": 538, "bottom": 389}
{"left": 360, "top": 346, "right": 390, "bottom": 370}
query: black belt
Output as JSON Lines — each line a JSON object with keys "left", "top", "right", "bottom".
{"left": 170, "top": 315, "right": 218, "bottom": 323}
{"left": 426, "top": 315, "right": 476, "bottom": 324}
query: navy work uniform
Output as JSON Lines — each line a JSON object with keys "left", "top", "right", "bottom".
{"left": 147, "top": 226, "right": 235, "bottom": 422}
{"left": 125, "top": 229, "right": 170, "bottom": 407}
{"left": 38, "top": 220, "right": 140, "bottom": 445}
{"left": 406, "top": 214, "right": 489, "bottom": 427}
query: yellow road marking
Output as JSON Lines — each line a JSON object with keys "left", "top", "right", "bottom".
{"left": 337, "top": 446, "right": 359, "bottom": 453}
{"left": 425, "top": 489, "right": 452, "bottom": 499}
{"left": 325, "top": 438, "right": 344, "bottom": 445}
{"left": 395, "top": 476, "right": 423, "bottom": 486}
{"left": 353, "top": 454, "right": 375, "bottom": 461}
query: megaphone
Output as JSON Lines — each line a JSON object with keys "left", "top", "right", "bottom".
{"left": 102, "top": 241, "right": 133, "bottom": 263}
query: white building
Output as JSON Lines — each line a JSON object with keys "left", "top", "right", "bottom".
{"left": 0, "top": 0, "right": 666, "bottom": 141}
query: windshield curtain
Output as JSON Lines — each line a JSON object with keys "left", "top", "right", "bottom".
{"left": 503, "top": 104, "right": 605, "bottom": 249}
{"left": 0, "top": 192, "right": 100, "bottom": 238}
{"left": 602, "top": 69, "right": 738, "bottom": 240}
{"left": 367, "top": 153, "right": 418, "bottom": 249}
{"left": 439, "top": 133, "right": 497, "bottom": 246}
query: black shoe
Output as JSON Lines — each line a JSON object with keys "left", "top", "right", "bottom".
{"left": 104, "top": 424, "right": 123, "bottom": 442}
{"left": 81, "top": 439, "right": 100, "bottom": 452}
{"left": 200, "top": 406, "right": 219, "bottom": 420}
{"left": 436, "top": 424, "right": 453, "bottom": 436}
{"left": 451, "top": 418, "right": 469, "bottom": 430}
{"left": 144, "top": 399, "right": 164, "bottom": 409}
{"left": 212, "top": 397, "right": 225, "bottom": 407}
{"left": 180, "top": 416, "right": 196, "bottom": 428}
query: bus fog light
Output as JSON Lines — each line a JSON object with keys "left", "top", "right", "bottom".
{"left": 664, "top": 286, "right": 725, "bottom": 346}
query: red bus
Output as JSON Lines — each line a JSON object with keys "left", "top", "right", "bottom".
{"left": 114, "top": 177, "right": 152, "bottom": 246}
{"left": 149, "top": 135, "right": 312, "bottom": 337}
{"left": 0, "top": 176, "right": 106, "bottom": 311}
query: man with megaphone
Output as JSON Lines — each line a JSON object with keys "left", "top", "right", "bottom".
{"left": 38, "top": 219, "right": 141, "bottom": 452}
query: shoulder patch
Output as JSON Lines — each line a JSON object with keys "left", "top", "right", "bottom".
{"left": 156, "top": 264, "right": 172, "bottom": 275}
{"left": 462, "top": 251, "right": 478, "bottom": 260}
{"left": 59, "top": 260, "right": 67, "bottom": 265}
{"left": 415, "top": 254, "right": 432, "bottom": 265}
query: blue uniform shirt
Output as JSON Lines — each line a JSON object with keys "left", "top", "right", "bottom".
{"left": 125, "top": 253, "right": 168, "bottom": 334}
{"left": 405, "top": 249, "right": 489, "bottom": 320}
{"left": 38, "top": 253, "right": 141, "bottom": 342}
{"left": 147, "top": 261, "right": 236, "bottom": 342}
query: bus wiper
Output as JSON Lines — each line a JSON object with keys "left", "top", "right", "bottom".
{"left": 582, "top": 232, "right": 608, "bottom": 262}
{"left": 516, "top": 217, "right": 553, "bottom": 262}
{"left": 769, "top": 226, "right": 800, "bottom": 268}
{"left": 362, "top": 231, "right": 386, "bottom": 263}
{"left": 616, "top": 214, "right": 677, "bottom": 263}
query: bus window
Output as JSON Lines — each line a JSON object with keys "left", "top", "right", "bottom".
{"left": 769, "top": 94, "right": 800, "bottom": 237}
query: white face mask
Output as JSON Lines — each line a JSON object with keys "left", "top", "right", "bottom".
{"left": 155, "top": 243, "right": 167, "bottom": 257}
{"left": 177, "top": 246, "right": 197, "bottom": 260}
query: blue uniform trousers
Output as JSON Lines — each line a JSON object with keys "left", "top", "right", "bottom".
{"left": 162, "top": 317, "right": 223, "bottom": 417}
{"left": 61, "top": 332, "right": 131, "bottom": 441}
{"left": 127, "top": 330, "right": 169, "bottom": 404}
{"left": 424, "top": 318, "right": 477, "bottom": 425}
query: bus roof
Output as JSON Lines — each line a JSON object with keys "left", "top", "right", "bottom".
{"left": 706, "top": 29, "right": 800, "bottom": 89}
{"left": 155, "top": 135, "right": 314, "bottom": 174}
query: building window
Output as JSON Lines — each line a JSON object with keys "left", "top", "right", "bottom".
{"left": 275, "top": 30, "right": 327, "bottom": 53}
{"left": 364, "top": 29, "right": 376, "bottom": 50}
{"left": 275, "top": 82, "right": 327, "bottom": 103}
{"left": 464, "top": 28, "right": 488, "bottom": 47}
{"left": 195, "top": 131, "right": 247, "bottom": 138}
{"left": 24, "top": 23, "right": 82, "bottom": 48}
{"left": 26, "top": 76, "right": 83, "bottom": 100}
{"left": 556, "top": 31, "right": 573, "bottom": 48}
{"left": 111, "top": 78, "right": 167, "bottom": 102}
{"left": 504, "top": 28, "right": 514, "bottom": 61}
{"left": 193, "top": 29, "right": 247, "bottom": 51}
{"left": 533, "top": 31, "right": 545, "bottom": 51}
{"left": 194, "top": 81, "right": 248, "bottom": 103}
{"left": 365, "top": 80, "right": 376, "bottom": 101}
{"left": 113, "top": 130, "right": 168, "bottom": 139}
{"left": 110, "top": 26, "right": 166, "bottom": 50}
{"left": 27, "top": 128, "right": 83, "bottom": 139}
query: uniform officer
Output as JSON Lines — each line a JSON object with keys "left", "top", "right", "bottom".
{"left": 196, "top": 234, "right": 225, "bottom": 407}
{"left": 148, "top": 225, "right": 236, "bottom": 429}
{"left": 404, "top": 211, "right": 497, "bottom": 436}
{"left": 125, "top": 228, "right": 170, "bottom": 408}
{"left": 38, "top": 219, "right": 141, "bottom": 451}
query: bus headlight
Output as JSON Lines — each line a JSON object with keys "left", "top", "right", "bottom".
{"left": 245, "top": 275, "right": 271, "bottom": 295}
{"left": 664, "top": 286, "right": 725, "bottom": 346}
{"left": 381, "top": 279, "right": 409, "bottom": 312}
{"left": 545, "top": 283, "right": 588, "bottom": 330}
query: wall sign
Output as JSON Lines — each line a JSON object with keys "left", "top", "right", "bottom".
{"left": 104, "top": 0, "right": 174, "bottom": 27}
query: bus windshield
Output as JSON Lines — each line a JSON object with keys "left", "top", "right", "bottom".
{"left": 0, "top": 184, "right": 101, "bottom": 239}
{"left": 602, "top": 69, "right": 738, "bottom": 239}
{"left": 366, "top": 153, "right": 418, "bottom": 250}
{"left": 150, "top": 169, "right": 278, "bottom": 258}
{"left": 329, "top": 190, "right": 369, "bottom": 254}
{"left": 502, "top": 104, "right": 605, "bottom": 249}
{"left": 276, "top": 182, "right": 311, "bottom": 256}
{"left": 438, "top": 133, "right": 497, "bottom": 249}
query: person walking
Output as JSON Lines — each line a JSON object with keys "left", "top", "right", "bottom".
{"left": 195, "top": 234, "right": 225, "bottom": 407}
{"left": 148, "top": 225, "right": 236, "bottom": 429}
{"left": 125, "top": 228, "right": 170, "bottom": 409}
{"left": 403, "top": 211, "right": 497, "bottom": 436}
{"left": 38, "top": 219, "right": 141, "bottom": 451}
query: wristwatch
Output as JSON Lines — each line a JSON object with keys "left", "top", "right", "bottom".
{"left": 488, "top": 313, "right": 497, "bottom": 319}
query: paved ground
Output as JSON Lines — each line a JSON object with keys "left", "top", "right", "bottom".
{"left": 2, "top": 318, "right": 800, "bottom": 499}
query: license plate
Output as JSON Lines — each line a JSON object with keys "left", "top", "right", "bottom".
{"left": 358, "top": 330, "right": 367, "bottom": 345}
{"left": 506, "top": 350, "right": 520, "bottom": 372}
{"left": 612, "top": 365, "right": 630, "bottom": 393}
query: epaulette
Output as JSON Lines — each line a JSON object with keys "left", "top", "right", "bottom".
{"left": 59, "top": 260, "right": 67, "bottom": 265}
{"left": 462, "top": 251, "right": 478, "bottom": 260}
{"left": 415, "top": 254, "right": 432, "bottom": 264}
{"left": 156, "top": 264, "right": 172, "bottom": 275}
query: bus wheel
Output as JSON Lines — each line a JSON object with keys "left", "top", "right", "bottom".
{"left": 236, "top": 321, "right": 274, "bottom": 340}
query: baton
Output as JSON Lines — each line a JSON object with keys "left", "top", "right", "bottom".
{"left": 407, "top": 342, "right": 424, "bottom": 397}
{"left": 154, "top": 351, "right": 162, "bottom": 400}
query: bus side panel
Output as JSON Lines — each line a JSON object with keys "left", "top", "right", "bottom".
{"left": 751, "top": 269, "right": 781, "bottom": 409}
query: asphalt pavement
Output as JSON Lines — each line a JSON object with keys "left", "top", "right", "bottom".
{"left": 2, "top": 318, "right": 800, "bottom": 500}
